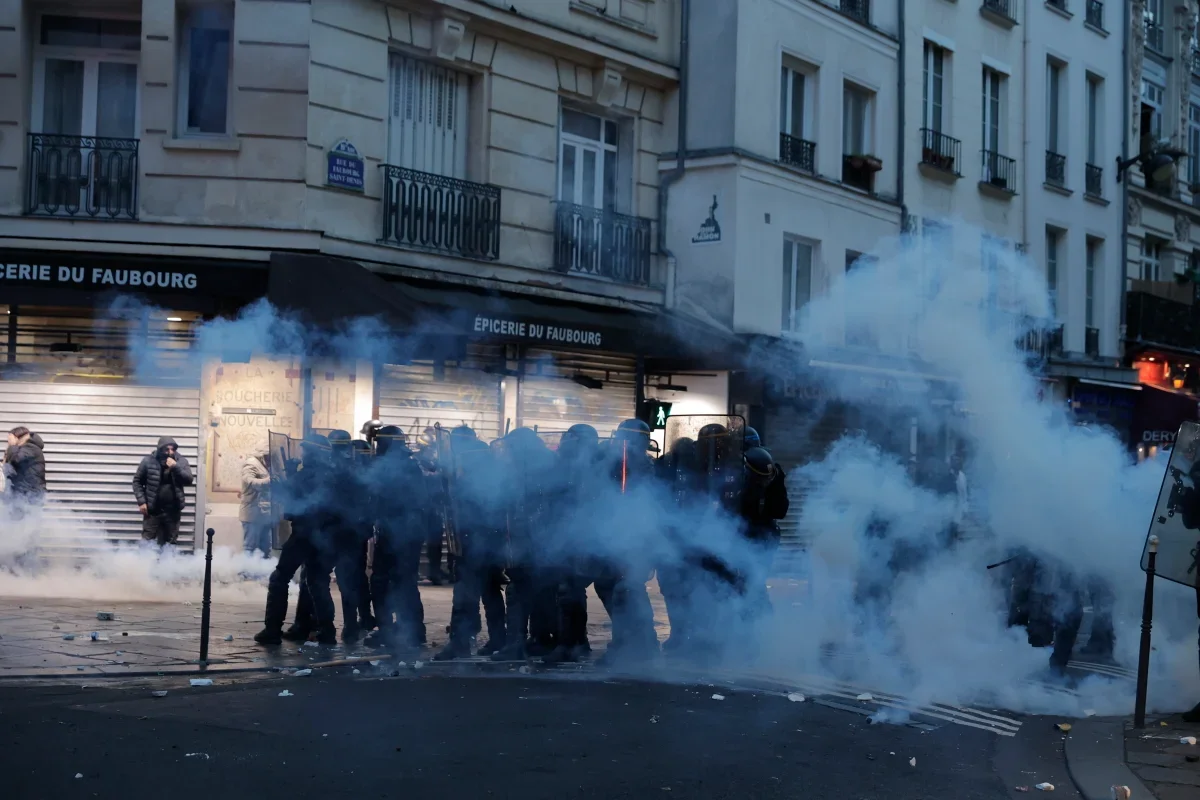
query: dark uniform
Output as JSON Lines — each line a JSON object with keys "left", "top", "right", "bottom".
{"left": 254, "top": 434, "right": 338, "bottom": 646}
{"left": 737, "top": 446, "right": 789, "bottom": 630}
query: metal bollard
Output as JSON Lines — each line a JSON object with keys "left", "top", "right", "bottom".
{"left": 1134, "top": 535, "right": 1159, "bottom": 729}
{"left": 198, "top": 528, "right": 216, "bottom": 666}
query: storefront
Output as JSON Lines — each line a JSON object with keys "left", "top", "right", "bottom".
{"left": 0, "top": 250, "right": 268, "bottom": 552}
{"left": 377, "top": 344, "right": 506, "bottom": 442}
{"left": 518, "top": 348, "right": 638, "bottom": 437}
{"left": 1131, "top": 384, "right": 1200, "bottom": 461}
{"left": 1069, "top": 379, "right": 1140, "bottom": 448}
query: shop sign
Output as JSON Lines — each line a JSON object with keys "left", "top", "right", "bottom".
{"left": 472, "top": 314, "right": 606, "bottom": 348}
{"left": 0, "top": 262, "right": 201, "bottom": 291}
{"left": 691, "top": 194, "right": 722, "bottom": 245}
{"left": 326, "top": 139, "right": 365, "bottom": 192}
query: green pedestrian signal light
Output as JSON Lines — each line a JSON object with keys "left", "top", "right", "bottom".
{"left": 643, "top": 400, "right": 673, "bottom": 430}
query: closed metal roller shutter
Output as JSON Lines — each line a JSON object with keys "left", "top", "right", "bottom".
{"left": 378, "top": 345, "right": 505, "bottom": 442}
{"left": 0, "top": 381, "right": 201, "bottom": 553}
{"left": 518, "top": 349, "right": 637, "bottom": 438}
{"left": 764, "top": 396, "right": 849, "bottom": 568}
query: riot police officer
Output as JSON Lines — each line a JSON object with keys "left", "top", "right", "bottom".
{"left": 592, "top": 419, "right": 660, "bottom": 666}
{"left": 326, "top": 429, "right": 371, "bottom": 643}
{"left": 737, "top": 446, "right": 789, "bottom": 626}
{"left": 255, "top": 433, "right": 339, "bottom": 646}
{"left": 364, "top": 426, "right": 427, "bottom": 651}
{"left": 434, "top": 425, "right": 508, "bottom": 660}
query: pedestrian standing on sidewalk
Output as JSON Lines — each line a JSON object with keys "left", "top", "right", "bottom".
{"left": 238, "top": 447, "right": 273, "bottom": 558}
{"left": 3, "top": 426, "right": 47, "bottom": 515}
{"left": 132, "top": 437, "right": 193, "bottom": 548}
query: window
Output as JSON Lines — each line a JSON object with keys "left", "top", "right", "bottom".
{"left": 843, "top": 83, "right": 872, "bottom": 155}
{"left": 781, "top": 238, "right": 814, "bottom": 333}
{"left": 34, "top": 15, "right": 140, "bottom": 139}
{"left": 388, "top": 54, "right": 470, "bottom": 177}
{"left": 1142, "top": 79, "right": 1164, "bottom": 144}
{"left": 559, "top": 108, "right": 622, "bottom": 211}
{"left": 1145, "top": 0, "right": 1165, "bottom": 50}
{"left": 1141, "top": 239, "right": 1162, "bottom": 281}
{"left": 982, "top": 68, "right": 1003, "bottom": 154}
{"left": 1190, "top": 102, "right": 1200, "bottom": 187}
{"left": 177, "top": 4, "right": 232, "bottom": 136}
{"left": 923, "top": 42, "right": 945, "bottom": 132}
{"left": 780, "top": 64, "right": 811, "bottom": 139}
{"left": 1045, "top": 228, "right": 1060, "bottom": 314}
{"left": 1086, "top": 75, "right": 1101, "bottom": 164}
{"left": 1046, "top": 60, "right": 1064, "bottom": 154}
{"left": 1085, "top": 238, "right": 1099, "bottom": 328}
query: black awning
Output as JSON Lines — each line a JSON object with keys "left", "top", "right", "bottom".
{"left": 398, "top": 278, "right": 740, "bottom": 360}
{"left": 267, "top": 253, "right": 458, "bottom": 336}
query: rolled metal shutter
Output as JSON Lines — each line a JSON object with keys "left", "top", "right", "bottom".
{"left": 378, "top": 345, "right": 504, "bottom": 442}
{"left": 765, "top": 399, "right": 849, "bottom": 569}
{"left": 518, "top": 349, "right": 637, "bottom": 438}
{"left": 0, "top": 381, "right": 201, "bottom": 553}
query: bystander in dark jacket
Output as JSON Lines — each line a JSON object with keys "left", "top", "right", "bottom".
{"left": 132, "top": 436, "right": 194, "bottom": 547}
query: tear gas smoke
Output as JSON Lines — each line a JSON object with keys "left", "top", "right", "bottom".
{"left": 0, "top": 227, "right": 1192, "bottom": 718}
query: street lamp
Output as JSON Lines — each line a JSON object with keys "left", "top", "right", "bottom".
{"left": 1116, "top": 146, "right": 1189, "bottom": 183}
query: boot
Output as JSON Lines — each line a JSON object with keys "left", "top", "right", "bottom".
{"left": 362, "top": 628, "right": 393, "bottom": 650}
{"left": 281, "top": 625, "right": 310, "bottom": 643}
{"left": 542, "top": 644, "right": 587, "bottom": 665}
{"left": 1182, "top": 701, "right": 1200, "bottom": 724}
{"left": 433, "top": 638, "right": 473, "bottom": 661}
{"left": 254, "top": 627, "right": 283, "bottom": 646}
{"left": 342, "top": 625, "right": 361, "bottom": 646}
{"left": 316, "top": 625, "right": 338, "bottom": 646}
{"left": 478, "top": 637, "right": 505, "bottom": 656}
{"left": 491, "top": 642, "right": 527, "bottom": 662}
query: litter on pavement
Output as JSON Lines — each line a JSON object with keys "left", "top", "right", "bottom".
{"left": 189, "top": 679, "right": 214, "bottom": 687}
{"left": 185, "top": 753, "right": 210, "bottom": 760}
{"left": 711, "top": 694, "right": 725, "bottom": 701}
{"left": 62, "top": 634, "right": 75, "bottom": 640}
{"left": 787, "top": 693, "right": 805, "bottom": 702}
{"left": 1182, "top": 737, "right": 1198, "bottom": 745}
{"left": 856, "top": 693, "right": 873, "bottom": 701}
{"left": 1111, "top": 786, "right": 1131, "bottom": 800}
{"left": 96, "top": 611, "right": 114, "bottom": 620}
{"left": 650, "top": 715, "right": 659, "bottom": 723}
{"left": 1056, "top": 723, "right": 1072, "bottom": 732}
{"left": 278, "top": 690, "right": 294, "bottom": 697}
{"left": 909, "top": 758, "right": 916, "bottom": 767}
{"left": 151, "top": 691, "right": 168, "bottom": 698}
{"left": 223, "top": 635, "right": 233, "bottom": 642}
{"left": 74, "top": 773, "right": 82, "bottom": 779}
{"left": 293, "top": 669, "right": 312, "bottom": 677}
{"left": 413, "top": 660, "right": 425, "bottom": 670}
{"left": 1035, "top": 783, "right": 1054, "bottom": 791}
{"left": 352, "top": 669, "right": 360, "bottom": 675}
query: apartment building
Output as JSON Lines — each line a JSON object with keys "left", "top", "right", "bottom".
{"left": 0, "top": 0, "right": 733, "bottom": 550}
{"left": 1122, "top": 0, "right": 1200, "bottom": 457}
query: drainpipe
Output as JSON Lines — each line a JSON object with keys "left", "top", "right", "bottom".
{"left": 1021, "top": 0, "right": 1030, "bottom": 266}
{"left": 658, "top": 0, "right": 689, "bottom": 309}
{"left": 897, "top": 0, "right": 907, "bottom": 231}
{"left": 1119, "top": 0, "right": 1131, "bottom": 358}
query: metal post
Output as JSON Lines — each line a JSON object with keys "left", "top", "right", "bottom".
{"left": 1134, "top": 535, "right": 1158, "bottom": 729}
{"left": 198, "top": 528, "right": 215, "bottom": 665}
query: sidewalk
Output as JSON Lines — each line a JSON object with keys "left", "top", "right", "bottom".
{"left": 1124, "top": 715, "right": 1200, "bottom": 799}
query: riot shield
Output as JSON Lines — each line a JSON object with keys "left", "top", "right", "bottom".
{"left": 1142, "top": 421, "right": 1200, "bottom": 587}
{"left": 663, "top": 415, "right": 746, "bottom": 511}
{"left": 500, "top": 429, "right": 553, "bottom": 568}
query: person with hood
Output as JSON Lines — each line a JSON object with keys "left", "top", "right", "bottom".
{"left": 132, "top": 436, "right": 194, "bottom": 547}
{"left": 4, "top": 426, "right": 47, "bottom": 509}
{"left": 239, "top": 447, "right": 273, "bottom": 557}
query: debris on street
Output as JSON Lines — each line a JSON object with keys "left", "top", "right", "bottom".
{"left": 96, "top": 611, "right": 114, "bottom": 620}
{"left": 1056, "top": 723, "right": 1072, "bottom": 732}
{"left": 189, "top": 679, "right": 214, "bottom": 687}
{"left": 909, "top": 758, "right": 916, "bottom": 767}
{"left": 223, "top": 635, "right": 233, "bottom": 642}
{"left": 1035, "top": 782, "right": 1054, "bottom": 791}
{"left": 62, "top": 633, "right": 75, "bottom": 641}
{"left": 1015, "top": 787, "right": 1029, "bottom": 793}
{"left": 413, "top": 660, "right": 425, "bottom": 670}
{"left": 711, "top": 694, "right": 726, "bottom": 701}
{"left": 185, "top": 753, "right": 210, "bottom": 760}
{"left": 650, "top": 715, "right": 659, "bottom": 723}
{"left": 74, "top": 773, "right": 82, "bottom": 779}
{"left": 302, "top": 641, "right": 319, "bottom": 648}
{"left": 1182, "top": 736, "right": 1198, "bottom": 745}
{"left": 1111, "top": 786, "right": 1131, "bottom": 800}
{"left": 787, "top": 693, "right": 805, "bottom": 703}
{"left": 352, "top": 669, "right": 361, "bottom": 675}
{"left": 151, "top": 691, "right": 168, "bottom": 698}
{"left": 278, "top": 690, "right": 294, "bottom": 697}
{"left": 518, "top": 665, "right": 532, "bottom": 674}
{"left": 293, "top": 669, "right": 312, "bottom": 677}
{"left": 856, "top": 693, "right": 873, "bottom": 701}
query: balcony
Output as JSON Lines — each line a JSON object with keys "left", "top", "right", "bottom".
{"left": 1125, "top": 290, "right": 1200, "bottom": 353}
{"left": 1146, "top": 21, "right": 1165, "bottom": 52}
{"left": 1013, "top": 317, "right": 1065, "bottom": 362}
{"left": 980, "top": 150, "right": 1017, "bottom": 196}
{"left": 1045, "top": 151, "right": 1067, "bottom": 189}
{"left": 981, "top": 0, "right": 1018, "bottom": 26}
{"left": 25, "top": 134, "right": 139, "bottom": 220}
{"left": 380, "top": 166, "right": 501, "bottom": 261}
{"left": 779, "top": 132, "right": 816, "bottom": 172}
{"left": 1085, "top": 163, "right": 1103, "bottom": 198}
{"left": 839, "top": 0, "right": 870, "bottom": 25}
{"left": 919, "top": 128, "right": 962, "bottom": 177}
{"left": 1085, "top": 0, "right": 1103, "bottom": 29}
{"left": 842, "top": 154, "right": 881, "bottom": 192}
{"left": 1046, "top": 0, "right": 1068, "bottom": 12}
{"left": 1085, "top": 326, "right": 1100, "bottom": 357}
{"left": 553, "top": 202, "right": 653, "bottom": 287}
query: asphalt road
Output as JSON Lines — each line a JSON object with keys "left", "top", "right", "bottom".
{"left": 0, "top": 672, "right": 1079, "bottom": 800}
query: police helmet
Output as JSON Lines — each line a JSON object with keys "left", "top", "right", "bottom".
{"left": 375, "top": 425, "right": 406, "bottom": 457}
{"left": 300, "top": 433, "right": 331, "bottom": 463}
{"left": 360, "top": 419, "right": 382, "bottom": 438}
{"left": 744, "top": 446, "right": 776, "bottom": 483}
{"left": 697, "top": 423, "right": 729, "bottom": 441}
{"left": 505, "top": 427, "right": 542, "bottom": 451}
{"left": 564, "top": 423, "right": 599, "bottom": 447}
{"left": 450, "top": 424, "right": 477, "bottom": 441}
{"left": 351, "top": 439, "right": 372, "bottom": 453}
{"left": 614, "top": 418, "right": 652, "bottom": 449}
{"left": 743, "top": 426, "right": 761, "bottom": 448}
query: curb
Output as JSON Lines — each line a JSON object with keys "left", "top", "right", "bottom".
{"left": 1064, "top": 717, "right": 1155, "bottom": 800}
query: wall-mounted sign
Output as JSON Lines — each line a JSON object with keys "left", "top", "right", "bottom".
{"left": 0, "top": 262, "right": 200, "bottom": 290}
{"left": 326, "top": 139, "right": 365, "bottom": 192}
{"left": 691, "top": 194, "right": 722, "bottom": 245}
{"left": 472, "top": 314, "right": 605, "bottom": 348}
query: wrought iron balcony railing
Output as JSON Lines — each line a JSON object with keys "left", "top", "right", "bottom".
{"left": 1045, "top": 151, "right": 1067, "bottom": 188}
{"left": 981, "top": 150, "right": 1017, "bottom": 193}
{"left": 1126, "top": 290, "right": 1200, "bottom": 353}
{"left": 1146, "top": 21, "right": 1165, "bottom": 52}
{"left": 1047, "top": 0, "right": 1068, "bottom": 12}
{"left": 1085, "top": 163, "right": 1103, "bottom": 198}
{"left": 553, "top": 202, "right": 653, "bottom": 287}
{"left": 920, "top": 128, "right": 962, "bottom": 175}
{"left": 380, "top": 165, "right": 501, "bottom": 261}
{"left": 1085, "top": 0, "right": 1103, "bottom": 28}
{"left": 1085, "top": 326, "right": 1100, "bottom": 357}
{"left": 839, "top": 0, "right": 870, "bottom": 24}
{"left": 25, "top": 133, "right": 139, "bottom": 220}
{"left": 982, "top": 0, "right": 1017, "bottom": 22}
{"left": 1014, "top": 318, "right": 1065, "bottom": 362}
{"left": 779, "top": 132, "right": 816, "bottom": 172}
